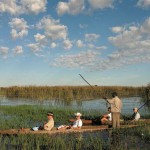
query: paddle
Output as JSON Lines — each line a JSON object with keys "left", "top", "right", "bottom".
{"left": 79, "top": 74, "right": 94, "bottom": 89}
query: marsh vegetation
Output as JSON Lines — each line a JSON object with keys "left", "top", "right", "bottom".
{"left": 0, "top": 85, "right": 149, "bottom": 100}
{"left": 0, "top": 105, "right": 150, "bottom": 150}
{"left": 0, "top": 85, "right": 150, "bottom": 149}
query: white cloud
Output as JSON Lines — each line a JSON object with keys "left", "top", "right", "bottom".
{"left": 36, "top": 16, "right": 68, "bottom": 40}
{"left": 57, "top": 0, "right": 85, "bottom": 16}
{"left": 34, "top": 33, "right": 46, "bottom": 44}
{"left": 52, "top": 50, "right": 99, "bottom": 68}
{"left": 51, "top": 42, "right": 57, "bottom": 48}
{"left": 85, "top": 33, "right": 100, "bottom": 42}
{"left": 63, "top": 39, "right": 72, "bottom": 50}
{"left": 9, "top": 18, "right": 28, "bottom": 39}
{"left": 111, "top": 26, "right": 124, "bottom": 33}
{"left": 0, "top": 46, "right": 9, "bottom": 58}
{"left": 52, "top": 17, "right": 150, "bottom": 71}
{"left": 20, "top": 0, "right": 47, "bottom": 14}
{"left": 0, "top": 0, "right": 47, "bottom": 15}
{"left": 100, "top": 17, "right": 150, "bottom": 70}
{"left": 88, "top": 44, "right": 107, "bottom": 50}
{"left": 0, "top": 0, "right": 21, "bottom": 15}
{"left": 0, "top": 46, "right": 9, "bottom": 54}
{"left": 13, "top": 46, "right": 23, "bottom": 54}
{"left": 140, "top": 17, "right": 150, "bottom": 34}
{"left": 56, "top": 0, "right": 115, "bottom": 16}
{"left": 88, "top": 0, "right": 114, "bottom": 9}
{"left": 137, "top": 0, "right": 150, "bottom": 9}
{"left": 27, "top": 43, "right": 41, "bottom": 53}
{"left": 76, "top": 40, "right": 84, "bottom": 48}
{"left": 95, "top": 46, "right": 107, "bottom": 50}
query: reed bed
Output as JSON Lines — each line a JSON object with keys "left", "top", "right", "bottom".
{"left": 0, "top": 85, "right": 148, "bottom": 100}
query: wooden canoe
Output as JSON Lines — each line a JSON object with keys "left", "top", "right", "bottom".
{"left": 0, "top": 125, "right": 139, "bottom": 135}
{"left": 69, "top": 119, "right": 150, "bottom": 125}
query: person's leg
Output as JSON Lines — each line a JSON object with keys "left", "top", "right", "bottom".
{"left": 112, "top": 112, "right": 117, "bottom": 128}
{"left": 116, "top": 113, "right": 120, "bottom": 128}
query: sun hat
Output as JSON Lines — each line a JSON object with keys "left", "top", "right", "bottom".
{"left": 74, "top": 112, "right": 82, "bottom": 117}
{"left": 47, "top": 112, "right": 54, "bottom": 116}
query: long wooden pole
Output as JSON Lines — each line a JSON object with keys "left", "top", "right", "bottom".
{"left": 79, "top": 74, "right": 94, "bottom": 89}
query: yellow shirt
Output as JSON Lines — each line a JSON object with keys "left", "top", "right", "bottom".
{"left": 44, "top": 118, "right": 54, "bottom": 131}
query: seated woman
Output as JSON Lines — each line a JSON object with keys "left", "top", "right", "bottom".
{"left": 101, "top": 107, "right": 112, "bottom": 124}
{"left": 43, "top": 112, "right": 55, "bottom": 131}
{"left": 131, "top": 107, "right": 140, "bottom": 121}
{"left": 57, "top": 112, "right": 82, "bottom": 130}
{"left": 32, "top": 112, "right": 54, "bottom": 131}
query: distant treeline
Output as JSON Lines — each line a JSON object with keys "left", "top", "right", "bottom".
{"left": 0, "top": 86, "right": 149, "bottom": 100}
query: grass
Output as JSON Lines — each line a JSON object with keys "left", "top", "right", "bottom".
{"left": 0, "top": 126, "right": 150, "bottom": 150}
{"left": 0, "top": 105, "right": 101, "bottom": 129}
{"left": 0, "top": 105, "right": 150, "bottom": 149}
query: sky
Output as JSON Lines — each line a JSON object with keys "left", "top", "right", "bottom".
{"left": 0, "top": 0, "right": 150, "bottom": 87}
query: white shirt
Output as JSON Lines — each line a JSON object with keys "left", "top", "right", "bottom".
{"left": 108, "top": 113, "right": 112, "bottom": 121}
{"left": 73, "top": 119, "right": 82, "bottom": 127}
{"left": 135, "top": 112, "right": 140, "bottom": 120}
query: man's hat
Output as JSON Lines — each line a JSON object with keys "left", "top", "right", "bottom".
{"left": 47, "top": 112, "right": 54, "bottom": 116}
{"left": 74, "top": 112, "right": 82, "bottom": 117}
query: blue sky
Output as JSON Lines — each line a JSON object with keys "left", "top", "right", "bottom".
{"left": 0, "top": 0, "right": 150, "bottom": 87}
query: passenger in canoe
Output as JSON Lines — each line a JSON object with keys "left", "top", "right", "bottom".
{"left": 131, "top": 107, "right": 140, "bottom": 121}
{"left": 33, "top": 112, "right": 54, "bottom": 131}
{"left": 101, "top": 107, "right": 112, "bottom": 124}
{"left": 57, "top": 112, "right": 83, "bottom": 130}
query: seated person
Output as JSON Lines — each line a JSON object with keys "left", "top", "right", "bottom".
{"left": 57, "top": 112, "right": 82, "bottom": 130}
{"left": 32, "top": 112, "right": 54, "bottom": 131}
{"left": 131, "top": 107, "right": 140, "bottom": 121}
{"left": 101, "top": 107, "right": 112, "bottom": 124}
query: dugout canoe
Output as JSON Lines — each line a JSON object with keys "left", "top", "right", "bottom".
{"left": 0, "top": 125, "right": 139, "bottom": 135}
{"left": 69, "top": 119, "right": 150, "bottom": 125}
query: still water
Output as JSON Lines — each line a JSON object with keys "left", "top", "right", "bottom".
{"left": 0, "top": 96, "right": 149, "bottom": 115}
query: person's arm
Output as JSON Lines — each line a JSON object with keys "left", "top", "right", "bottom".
{"left": 103, "top": 114, "right": 108, "bottom": 117}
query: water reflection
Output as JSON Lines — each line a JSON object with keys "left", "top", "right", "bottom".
{"left": 0, "top": 96, "right": 149, "bottom": 115}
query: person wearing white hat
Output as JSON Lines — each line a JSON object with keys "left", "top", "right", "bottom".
{"left": 131, "top": 108, "right": 140, "bottom": 121}
{"left": 57, "top": 112, "right": 83, "bottom": 130}
{"left": 72, "top": 112, "right": 82, "bottom": 128}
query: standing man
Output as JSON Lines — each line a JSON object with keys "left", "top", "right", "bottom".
{"left": 104, "top": 92, "right": 122, "bottom": 128}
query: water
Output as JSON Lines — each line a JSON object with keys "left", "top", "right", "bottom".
{"left": 0, "top": 96, "right": 149, "bottom": 115}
